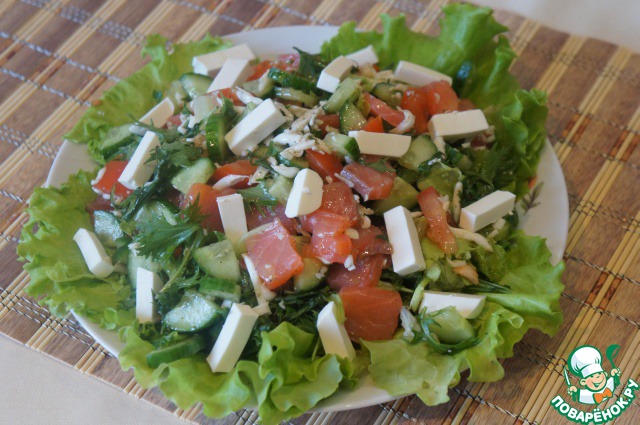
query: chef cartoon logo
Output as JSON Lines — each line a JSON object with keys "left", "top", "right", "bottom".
{"left": 550, "top": 343, "right": 639, "bottom": 424}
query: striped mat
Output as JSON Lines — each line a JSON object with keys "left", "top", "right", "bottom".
{"left": 0, "top": 0, "right": 639, "bottom": 424}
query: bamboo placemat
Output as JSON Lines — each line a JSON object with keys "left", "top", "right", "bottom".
{"left": 0, "top": 0, "right": 639, "bottom": 423}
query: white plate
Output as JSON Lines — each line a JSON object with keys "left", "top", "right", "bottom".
{"left": 45, "top": 26, "right": 569, "bottom": 412}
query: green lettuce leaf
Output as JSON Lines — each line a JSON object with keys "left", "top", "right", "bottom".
{"left": 65, "top": 35, "right": 230, "bottom": 163}
{"left": 321, "top": 4, "right": 548, "bottom": 197}
{"left": 17, "top": 172, "right": 134, "bottom": 329}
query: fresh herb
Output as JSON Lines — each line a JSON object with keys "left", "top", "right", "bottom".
{"left": 462, "top": 279, "right": 511, "bottom": 294}
{"left": 520, "top": 182, "right": 544, "bottom": 212}
{"left": 237, "top": 181, "right": 278, "bottom": 206}
{"left": 293, "top": 48, "right": 326, "bottom": 79}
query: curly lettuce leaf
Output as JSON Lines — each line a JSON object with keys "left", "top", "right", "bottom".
{"left": 64, "top": 34, "right": 230, "bottom": 163}
{"left": 119, "top": 322, "right": 354, "bottom": 425}
{"left": 321, "top": 4, "right": 548, "bottom": 197}
{"left": 17, "top": 172, "right": 134, "bottom": 329}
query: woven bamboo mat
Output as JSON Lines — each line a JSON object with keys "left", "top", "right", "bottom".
{"left": 0, "top": 0, "right": 639, "bottom": 423}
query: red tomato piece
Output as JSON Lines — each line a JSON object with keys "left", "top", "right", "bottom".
{"left": 363, "top": 92, "right": 405, "bottom": 127}
{"left": 305, "top": 149, "right": 343, "bottom": 182}
{"left": 208, "top": 88, "right": 243, "bottom": 106}
{"left": 276, "top": 53, "right": 300, "bottom": 72}
{"left": 316, "top": 114, "right": 341, "bottom": 136}
{"left": 422, "top": 80, "right": 460, "bottom": 116}
{"left": 417, "top": 187, "right": 457, "bottom": 254}
{"left": 247, "top": 60, "right": 274, "bottom": 81}
{"left": 308, "top": 232, "right": 352, "bottom": 264}
{"left": 212, "top": 159, "right": 257, "bottom": 189}
{"left": 246, "top": 219, "right": 304, "bottom": 289}
{"left": 350, "top": 225, "right": 393, "bottom": 259}
{"left": 339, "top": 286, "right": 403, "bottom": 342}
{"left": 362, "top": 116, "right": 384, "bottom": 133}
{"left": 246, "top": 204, "right": 298, "bottom": 235}
{"left": 340, "top": 162, "right": 395, "bottom": 201}
{"left": 85, "top": 197, "right": 112, "bottom": 218}
{"left": 400, "top": 88, "right": 430, "bottom": 134}
{"left": 317, "top": 181, "right": 360, "bottom": 227}
{"left": 92, "top": 161, "right": 133, "bottom": 199}
{"left": 300, "top": 210, "right": 351, "bottom": 235}
{"left": 166, "top": 114, "right": 183, "bottom": 127}
{"left": 453, "top": 264, "right": 479, "bottom": 284}
{"left": 326, "top": 254, "right": 387, "bottom": 290}
{"left": 457, "top": 98, "right": 476, "bottom": 111}
{"left": 181, "top": 183, "right": 235, "bottom": 232}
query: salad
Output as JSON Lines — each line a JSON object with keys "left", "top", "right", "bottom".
{"left": 18, "top": 4, "right": 565, "bottom": 424}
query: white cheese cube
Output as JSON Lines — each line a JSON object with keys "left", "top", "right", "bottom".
{"left": 118, "top": 131, "right": 160, "bottom": 190}
{"left": 217, "top": 193, "right": 248, "bottom": 243}
{"left": 207, "top": 303, "right": 259, "bottom": 373}
{"left": 135, "top": 268, "right": 164, "bottom": 324}
{"left": 207, "top": 58, "right": 253, "bottom": 92}
{"left": 224, "top": 99, "right": 286, "bottom": 155}
{"left": 285, "top": 168, "right": 324, "bottom": 218}
{"left": 317, "top": 301, "right": 356, "bottom": 360}
{"left": 317, "top": 56, "right": 355, "bottom": 93}
{"left": 73, "top": 228, "right": 114, "bottom": 278}
{"left": 383, "top": 206, "right": 426, "bottom": 275}
{"left": 345, "top": 45, "right": 379, "bottom": 66}
{"left": 394, "top": 60, "right": 452, "bottom": 86}
{"left": 459, "top": 190, "right": 516, "bottom": 232}
{"left": 348, "top": 131, "right": 411, "bottom": 157}
{"left": 419, "top": 290, "right": 486, "bottom": 319}
{"left": 192, "top": 44, "right": 256, "bottom": 75}
{"left": 428, "top": 109, "right": 489, "bottom": 141}
{"left": 129, "top": 98, "right": 175, "bottom": 136}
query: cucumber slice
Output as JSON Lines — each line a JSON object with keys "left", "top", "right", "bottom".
{"left": 372, "top": 177, "right": 419, "bottom": 215}
{"left": 274, "top": 86, "right": 318, "bottom": 107}
{"left": 99, "top": 124, "right": 139, "bottom": 156}
{"left": 204, "top": 101, "right": 237, "bottom": 162}
{"left": 93, "top": 211, "right": 123, "bottom": 248}
{"left": 323, "top": 77, "right": 361, "bottom": 113}
{"left": 163, "top": 290, "right": 223, "bottom": 332}
{"left": 180, "top": 72, "right": 213, "bottom": 98}
{"left": 293, "top": 257, "right": 326, "bottom": 292}
{"left": 146, "top": 335, "right": 207, "bottom": 368}
{"left": 198, "top": 276, "right": 241, "bottom": 302}
{"left": 192, "top": 95, "right": 217, "bottom": 124}
{"left": 339, "top": 102, "right": 366, "bottom": 133}
{"left": 167, "top": 80, "right": 188, "bottom": 105}
{"left": 278, "top": 153, "right": 309, "bottom": 169}
{"left": 267, "top": 174, "right": 293, "bottom": 203}
{"left": 398, "top": 135, "right": 439, "bottom": 171}
{"left": 251, "top": 144, "right": 269, "bottom": 160}
{"left": 170, "top": 157, "right": 215, "bottom": 194}
{"left": 322, "top": 132, "right": 360, "bottom": 160}
{"left": 267, "top": 68, "right": 317, "bottom": 92}
{"left": 371, "top": 82, "right": 403, "bottom": 107}
{"left": 416, "top": 162, "right": 463, "bottom": 199}
{"left": 426, "top": 306, "right": 476, "bottom": 344}
{"left": 134, "top": 200, "right": 178, "bottom": 225}
{"left": 193, "top": 239, "right": 241, "bottom": 282}
{"left": 128, "top": 250, "right": 161, "bottom": 289}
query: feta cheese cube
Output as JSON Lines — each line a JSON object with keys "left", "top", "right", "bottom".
{"left": 225, "top": 99, "right": 286, "bottom": 155}
{"left": 428, "top": 110, "right": 489, "bottom": 141}
{"left": 394, "top": 60, "right": 452, "bottom": 86}
{"left": 217, "top": 193, "right": 248, "bottom": 243}
{"left": 129, "top": 98, "right": 175, "bottom": 136}
{"left": 118, "top": 131, "right": 160, "bottom": 190}
{"left": 136, "top": 268, "right": 164, "bottom": 324}
{"left": 345, "top": 45, "right": 379, "bottom": 66}
{"left": 285, "top": 169, "right": 324, "bottom": 218}
{"left": 383, "top": 206, "right": 426, "bottom": 275}
{"left": 317, "top": 301, "right": 356, "bottom": 360}
{"left": 192, "top": 44, "right": 256, "bottom": 75}
{"left": 207, "top": 58, "right": 253, "bottom": 92}
{"left": 459, "top": 190, "right": 516, "bottom": 232}
{"left": 317, "top": 56, "right": 355, "bottom": 93}
{"left": 348, "top": 131, "right": 411, "bottom": 157}
{"left": 73, "top": 228, "right": 114, "bottom": 278}
{"left": 207, "top": 303, "right": 259, "bottom": 373}
{"left": 419, "top": 290, "right": 486, "bottom": 319}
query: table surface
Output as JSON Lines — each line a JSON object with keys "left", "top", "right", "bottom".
{"left": 1, "top": 1, "right": 639, "bottom": 424}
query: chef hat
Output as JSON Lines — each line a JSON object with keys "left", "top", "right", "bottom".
{"left": 569, "top": 346, "right": 604, "bottom": 378}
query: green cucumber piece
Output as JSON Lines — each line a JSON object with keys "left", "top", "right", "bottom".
{"left": 339, "top": 102, "right": 366, "bottom": 133}
{"left": 180, "top": 72, "right": 213, "bottom": 98}
{"left": 99, "top": 124, "right": 139, "bottom": 156}
{"left": 193, "top": 239, "right": 241, "bottom": 282}
{"left": 170, "top": 158, "right": 215, "bottom": 194}
{"left": 293, "top": 257, "right": 326, "bottom": 292}
{"left": 323, "top": 78, "right": 361, "bottom": 113}
{"left": 278, "top": 153, "right": 309, "bottom": 169}
{"left": 274, "top": 86, "right": 318, "bottom": 107}
{"left": 323, "top": 132, "right": 360, "bottom": 160}
{"left": 416, "top": 162, "right": 463, "bottom": 199}
{"left": 268, "top": 174, "right": 293, "bottom": 203}
{"left": 251, "top": 144, "right": 269, "bottom": 160}
{"left": 134, "top": 200, "right": 178, "bottom": 225}
{"left": 371, "top": 82, "right": 403, "bottom": 107}
{"left": 128, "top": 249, "right": 161, "bottom": 289}
{"left": 372, "top": 177, "right": 419, "bottom": 215}
{"left": 398, "top": 135, "right": 439, "bottom": 171}
{"left": 204, "top": 98, "right": 237, "bottom": 162}
{"left": 198, "top": 276, "right": 241, "bottom": 302}
{"left": 237, "top": 102, "right": 257, "bottom": 122}
{"left": 242, "top": 76, "right": 275, "bottom": 98}
{"left": 167, "top": 80, "right": 188, "bottom": 104}
{"left": 163, "top": 290, "right": 223, "bottom": 332}
{"left": 146, "top": 335, "right": 207, "bottom": 368}
{"left": 426, "top": 306, "right": 476, "bottom": 344}
{"left": 267, "top": 68, "right": 316, "bottom": 92}
{"left": 93, "top": 211, "right": 123, "bottom": 248}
